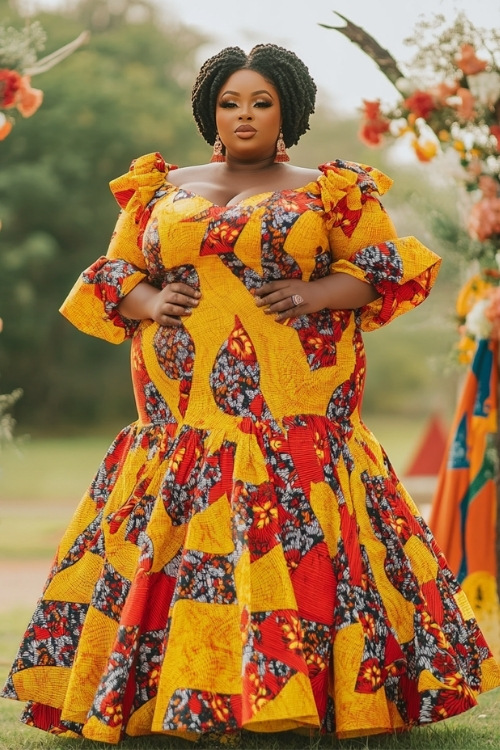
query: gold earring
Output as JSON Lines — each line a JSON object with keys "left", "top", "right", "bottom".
{"left": 210, "top": 134, "right": 225, "bottom": 162}
{"left": 274, "top": 130, "right": 289, "bottom": 163}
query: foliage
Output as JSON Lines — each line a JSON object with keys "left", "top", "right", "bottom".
{"left": 0, "top": 0, "right": 210, "bottom": 430}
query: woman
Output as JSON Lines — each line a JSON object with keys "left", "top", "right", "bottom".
{"left": 2, "top": 43, "right": 499, "bottom": 745}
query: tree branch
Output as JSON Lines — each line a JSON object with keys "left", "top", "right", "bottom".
{"left": 319, "top": 12, "right": 404, "bottom": 90}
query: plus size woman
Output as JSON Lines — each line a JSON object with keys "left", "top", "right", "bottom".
{"left": 2, "top": 43, "right": 499, "bottom": 745}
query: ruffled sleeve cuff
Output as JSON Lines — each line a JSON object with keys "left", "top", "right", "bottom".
{"left": 59, "top": 256, "right": 147, "bottom": 343}
{"left": 60, "top": 152, "right": 173, "bottom": 343}
{"left": 318, "top": 160, "right": 441, "bottom": 330}
{"left": 331, "top": 236, "right": 441, "bottom": 331}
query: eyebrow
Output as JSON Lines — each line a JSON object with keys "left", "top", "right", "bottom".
{"left": 220, "top": 89, "right": 274, "bottom": 97}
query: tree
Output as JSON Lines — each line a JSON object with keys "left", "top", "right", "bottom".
{"left": 0, "top": 0, "right": 210, "bottom": 430}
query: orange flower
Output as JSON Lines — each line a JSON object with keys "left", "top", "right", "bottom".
{"left": 455, "top": 44, "right": 488, "bottom": 76}
{"left": 455, "top": 87, "right": 476, "bottom": 120}
{"left": 252, "top": 499, "right": 278, "bottom": 528}
{"left": 411, "top": 138, "right": 438, "bottom": 162}
{"left": 358, "top": 99, "right": 390, "bottom": 147}
{"left": 404, "top": 90, "right": 436, "bottom": 120}
{"left": 16, "top": 76, "right": 43, "bottom": 117}
{"left": 428, "top": 80, "right": 458, "bottom": 105}
{"left": 0, "top": 115, "right": 12, "bottom": 140}
{"left": 490, "top": 125, "right": 500, "bottom": 151}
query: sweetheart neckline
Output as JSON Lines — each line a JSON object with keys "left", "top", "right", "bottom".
{"left": 163, "top": 176, "right": 323, "bottom": 209}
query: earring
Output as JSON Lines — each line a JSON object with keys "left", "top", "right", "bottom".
{"left": 274, "top": 130, "right": 289, "bottom": 162}
{"left": 210, "top": 134, "right": 225, "bottom": 162}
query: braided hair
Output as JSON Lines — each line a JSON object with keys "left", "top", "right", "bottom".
{"left": 191, "top": 44, "right": 317, "bottom": 148}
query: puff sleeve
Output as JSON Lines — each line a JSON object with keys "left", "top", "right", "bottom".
{"left": 59, "top": 152, "right": 172, "bottom": 343}
{"left": 319, "top": 160, "right": 441, "bottom": 331}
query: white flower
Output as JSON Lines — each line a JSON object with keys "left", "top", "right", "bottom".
{"left": 466, "top": 71, "right": 500, "bottom": 108}
{"left": 465, "top": 298, "right": 493, "bottom": 340}
{"left": 395, "top": 77, "right": 418, "bottom": 96}
{"left": 389, "top": 117, "right": 409, "bottom": 137}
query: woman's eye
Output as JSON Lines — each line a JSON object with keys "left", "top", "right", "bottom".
{"left": 219, "top": 101, "right": 237, "bottom": 108}
{"left": 254, "top": 101, "right": 272, "bottom": 108}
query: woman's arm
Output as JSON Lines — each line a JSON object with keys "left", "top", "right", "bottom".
{"left": 255, "top": 273, "right": 378, "bottom": 321}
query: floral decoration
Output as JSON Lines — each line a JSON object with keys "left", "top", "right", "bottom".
{"left": 351, "top": 13, "right": 500, "bottom": 248}
{"left": 0, "top": 18, "right": 89, "bottom": 140}
{"left": 455, "top": 270, "right": 500, "bottom": 364}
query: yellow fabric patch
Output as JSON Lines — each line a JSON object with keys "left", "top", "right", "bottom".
{"left": 244, "top": 671, "right": 319, "bottom": 730}
{"left": 250, "top": 544, "right": 297, "bottom": 612}
{"left": 333, "top": 622, "right": 392, "bottom": 737}
{"left": 154, "top": 600, "right": 242, "bottom": 720}
{"left": 44, "top": 552, "right": 103, "bottom": 604}
{"left": 12, "top": 665, "right": 71, "bottom": 707}
{"left": 62, "top": 608, "right": 118, "bottom": 722}
{"left": 185, "top": 496, "right": 234, "bottom": 555}
{"left": 309, "top": 481, "right": 340, "bottom": 558}
{"left": 403, "top": 535, "right": 438, "bottom": 584}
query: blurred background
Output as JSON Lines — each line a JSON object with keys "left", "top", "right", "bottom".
{"left": 0, "top": 0, "right": 476, "bottom": 502}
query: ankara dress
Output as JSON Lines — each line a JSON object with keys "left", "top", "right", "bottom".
{"left": 2, "top": 152, "right": 500, "bottom": 744}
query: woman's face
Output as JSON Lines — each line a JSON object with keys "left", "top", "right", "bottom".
{"left": 215, "top": 68, "right": 282, "bottom": 162}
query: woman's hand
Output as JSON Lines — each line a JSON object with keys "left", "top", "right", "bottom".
{"left": 254, "top": 275, "right": 379, "bottom": 321}
{"left": 255, "top": 279, "right": 328, "bottom": 321}
{"left": 151, "top": 283, "right": 201, "bottom": 326}
{"left": 118, "top": 281, "right": 200, "bottom": 326}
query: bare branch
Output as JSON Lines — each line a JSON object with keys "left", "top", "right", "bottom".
{"left": 319, "top": 12, "right": 405, "bottom": 90}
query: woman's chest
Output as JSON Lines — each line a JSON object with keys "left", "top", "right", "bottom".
{"left": 142, "top": 187, "right": 331, "bottom": 280}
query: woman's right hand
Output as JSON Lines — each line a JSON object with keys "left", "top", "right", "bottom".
{"left": 150, "top": 283, "right": 201, "bottom": 327}
{"left": 118, "top": 281, "right": 200, "bottom": 326}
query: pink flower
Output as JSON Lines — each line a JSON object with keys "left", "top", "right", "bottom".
{"left": 467, "top": 176, "right": 500, "bottom": 241}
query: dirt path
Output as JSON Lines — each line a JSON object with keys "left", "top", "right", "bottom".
{"left": 0, "top": 558, "right": 50, "bottom": 614}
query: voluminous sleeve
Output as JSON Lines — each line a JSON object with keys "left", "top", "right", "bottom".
{"left": 59, "top": 152, "right": 172, "bottom": 343}
{"left": 319, "top": 160, "right": 441, "bottom": 331}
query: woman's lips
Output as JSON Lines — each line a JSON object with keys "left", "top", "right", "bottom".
{"left": 235, "top": 125, "right": 257, "bottom": 137}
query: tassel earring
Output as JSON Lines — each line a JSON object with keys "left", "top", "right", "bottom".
{"left": 211, "top": 134, "right": 225, "bottom": 162}
{"left": 274, "top": 130, "right": 289, "bottom": 163}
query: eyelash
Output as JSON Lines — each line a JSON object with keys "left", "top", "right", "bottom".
{"left": 219, "top": 101, "right": 272, "bottom": 109}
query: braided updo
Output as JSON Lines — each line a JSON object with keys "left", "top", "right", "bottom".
{"left": 191, "top": 44, "right": 317, "bottom": 148}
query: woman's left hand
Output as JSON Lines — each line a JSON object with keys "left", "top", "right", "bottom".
{"left": 255, "top": 279, "right": 326, "bottom": 321}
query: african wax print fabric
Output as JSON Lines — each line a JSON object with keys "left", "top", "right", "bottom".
{"left": 2, "top": 152, "right": 499, "bottom": 744}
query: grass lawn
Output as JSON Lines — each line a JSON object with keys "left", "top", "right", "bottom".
{"left": 4, "top": 420, "right": 496, "bottom": 749}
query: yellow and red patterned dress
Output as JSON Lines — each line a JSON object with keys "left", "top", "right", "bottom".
{"left": 3, "top": 152, "right": 499, "bottom": 743}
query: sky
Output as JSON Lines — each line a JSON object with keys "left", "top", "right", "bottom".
{"left": 30, "top": 0, "right": 500, "bottom": 116}
{"left": 159, "top": 0, "right": 499, "bottom": 115}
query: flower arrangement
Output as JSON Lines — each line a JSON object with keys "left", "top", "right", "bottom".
{"left": 323, "top": 12, "right": 500, "bottom": 363}
{"left": 325, "top": 13, "right": 500, "bottom": 248}
{"left": 0, "top": 19, "right": 89, "bottom": 140}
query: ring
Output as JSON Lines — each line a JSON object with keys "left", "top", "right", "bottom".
{"left": 291, "top": 294, "right": 304, "bottom": 306}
